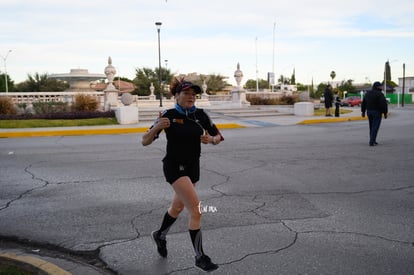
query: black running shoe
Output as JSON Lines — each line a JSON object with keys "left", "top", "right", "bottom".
{"left": 151, "top": 230, "right": 167, "bottom": 257}
{"left": 195, "top": 255, "right": 219, "bottom": 272}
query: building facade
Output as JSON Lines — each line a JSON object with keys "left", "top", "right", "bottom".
{"left": 397, "top": 76, "right": 414, "bottom": 94}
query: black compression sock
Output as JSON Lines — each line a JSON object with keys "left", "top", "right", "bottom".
{"left": 189, "top": 229, "right": 205, "bottom": 258}
{"left": 158, "top": 211, "right": 177, "bottom": 240}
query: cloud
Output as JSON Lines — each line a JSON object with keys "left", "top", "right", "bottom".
{"left": 1, "top": 0, "right": 413, "bottom": 85}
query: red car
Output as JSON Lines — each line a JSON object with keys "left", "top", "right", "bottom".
{"left": 340, "top": 96, "right": 362, "bottom": 107}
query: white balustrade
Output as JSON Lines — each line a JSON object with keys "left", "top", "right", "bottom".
{"left": 0, "top": 92, "right": 104, "bottom": 105}
{"left": 1, "top": 91, "right": 291, "bottom": 110}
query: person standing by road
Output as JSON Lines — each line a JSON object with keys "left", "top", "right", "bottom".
{"left": 334, "top": 91, "right": 341, "bottom": 117}
{"left": 324, "top": 84, "right": 334, "bottom": 116}
{"left": 361, "top": 81, "right": 388, "bottom": 146}
{"left": 141, "top": 78, "right": 223, "bottom": 272}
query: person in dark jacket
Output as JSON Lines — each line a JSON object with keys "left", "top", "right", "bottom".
{"left": 324, "top": 84, "right": 334, "bottom": 116}
{"left": 361, "top": 81, "right": 388, "bottom": 146}
{"left": 334, "top": 91, "right": 341, "bottom": 117}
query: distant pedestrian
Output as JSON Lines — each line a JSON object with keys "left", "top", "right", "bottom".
{"left": 142, "top": 78, "right": 223, "bottom": 272}
{"left": 361, "top": 81, "right": 388, "bottom": 146}
{"left": 324, "top": 84, "right": 334, "bottom": 116}
{"left": 334, "top": 91, "right": 341, "bottom": 117}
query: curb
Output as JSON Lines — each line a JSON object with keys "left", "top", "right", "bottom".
{"left": 0, "top": 123, "right": 246, "bottom": 138}
{"left": 299, "top": 116, "right": 366, "bottom": 124}
{"left": 0, "top": 127, "right": 146, "bottom": 138}
{"left": 0, "top": 252, "right": 71, "bottom": 275}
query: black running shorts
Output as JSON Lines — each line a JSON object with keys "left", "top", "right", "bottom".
{"left": 163, "top": 159, "right": 200, "bottom": 184}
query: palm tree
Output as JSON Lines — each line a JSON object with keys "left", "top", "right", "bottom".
{"left": 16, "top": 73, "right": 68, "bottom": 92}
{"left": 330, "top": 71, "right": 336, "bottom": 82}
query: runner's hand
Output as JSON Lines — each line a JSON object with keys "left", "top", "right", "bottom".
{"left": 200, "top": 130, "right": 210, "bottom": 144}
{"left": 156, "top": 112, "right": 170, "bottom": 130}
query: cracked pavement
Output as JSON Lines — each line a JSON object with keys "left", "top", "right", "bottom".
{"left": 1, "top": 107, "right": 414, "bottom": 274}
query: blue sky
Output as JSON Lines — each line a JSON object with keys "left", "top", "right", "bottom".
{"left": 1, "top": 0, "right": 413, "bottom": 86}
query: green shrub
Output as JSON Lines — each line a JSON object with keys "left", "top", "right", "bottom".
{"left": 73, "top": 94, "right": 98, "bottom": 112}
{"left": 246, "top": 96, "right": 278, "bottom": 105}
{"left": 0, "top": 97, "right": 17, "bottom": 115}
{"left": 16, "top": 103, "right": 29, "bottom": 114}
{"left": 32, "top": 101, "right": 70, "bottom": 114}
{"left": 246, "top": 94, "right": 300, "bottom": 105}
{"left": 0, "top": 110, "right": 115, "bottom": 120}
{"left": 278, "top": 94, "right": 300, "bottom": 105}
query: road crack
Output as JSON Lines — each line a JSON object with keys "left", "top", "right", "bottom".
{"left": 0, "top": 163, "right": 49, "bottom": 211}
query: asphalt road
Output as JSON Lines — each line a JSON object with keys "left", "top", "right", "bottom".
{"left": 1, "top": 107, "right": 414, "bottom": 274}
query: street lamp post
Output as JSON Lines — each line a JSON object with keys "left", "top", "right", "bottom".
{"left": 272, "top": 22, "right": 276, "bottom": 93}
{"left": 1, "top": 50, "right": 12, "bottom": 94}
{"left": 155, "top": 22, "right": 162, "bottom": 107}
{"left": 164, "top": 59, "right": 168, "bottom": 80}
{"left": 255, "top": 37, "right": 259, "bottom": 93}
{"left": 402, "top": 63, "right": 405, "bottom": 107}
{"left": 164, "top": 59, "right": 169, "bottom": 93}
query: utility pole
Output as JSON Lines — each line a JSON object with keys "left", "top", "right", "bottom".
{"left": 155, "top": 22, "right": 163, "bottom": 107}
{"left": 272, "top": 22, "right": 276, "bottom": 92}
{"left": 402, "top": 63, "right": 405, "bottom": 107}
{"left": 255, "top": 37, "right": 259, "bottom": 92}
{"left": 1, "top": 50, "right": 12, "bottom": 94}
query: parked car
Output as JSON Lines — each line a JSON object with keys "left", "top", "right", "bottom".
{"left": 340, "top": 96, "right": 362, "bottom": 107}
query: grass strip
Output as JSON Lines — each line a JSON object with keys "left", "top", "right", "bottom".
{"left": 0, "top": 117, "right": 118, "bottom": 128}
